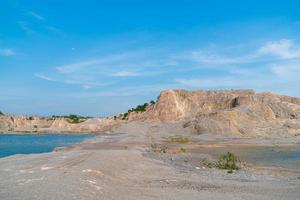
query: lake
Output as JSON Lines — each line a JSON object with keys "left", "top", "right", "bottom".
{"left": 0, "top": 133, "right": 95, "bottom": 158}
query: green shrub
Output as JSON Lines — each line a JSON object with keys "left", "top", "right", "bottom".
{"left": 170, "top": 137, "right": 191, "bottom": 143}
{"left": 68, "top": 114, "right": 80, "bottom": 123}
{"left": 201, "top": 152, "right": 240, "bottom": 172}
{"left": 217, "top": 152, "right": 240, "bottom": 170}
{"left": 28, "top": 116, "right": 34, "bottom": 120}
{"left": 201, "top": 158, "right": 216, "bottom": 168}
{"left": 150, "top": 143, "right": 167, "bottom": 153}
{"left": 122, "top": 112, "right": 128, "bottom": 120}
{"left": 0, "top": 111, "right": 4, "bottom": 115}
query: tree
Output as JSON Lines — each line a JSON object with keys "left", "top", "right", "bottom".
{"left": 68, "top": 114, "right": 80, "bottom": 123}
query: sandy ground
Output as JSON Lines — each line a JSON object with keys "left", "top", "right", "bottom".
{"left": 0, "top": 122, "right": 299, "bottom": 200}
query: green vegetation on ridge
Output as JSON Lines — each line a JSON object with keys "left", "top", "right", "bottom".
{"left": 51, "top": 114, "right": 91, "bottom": 123}
{"left": 121, "top": 100, "right": 156, "bottom": 120}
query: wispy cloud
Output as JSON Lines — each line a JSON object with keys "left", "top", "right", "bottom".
{"left": 35, "top": 38, "right": 300, "bottom": 97}
{"left": 110, "top": 71, "right": 141, "bottom": 77}
{"left": 0, "top": 48, "right": 15, "bottom": 57}
{"left": 19, "top": 12, "right": 64, "bottom": 36}
{"left": 78, "top": 84, "right": 177, "bottom": 97}
{"left": 258, "top": 39, "right": 300, "bottom": 59}
{"left": 174, "top": 76, "right": 253, "bottom": 88}
{"left": 182, "top": 51, "right": 257, "bottom": 65}
{"left": 17, "top": 21, "right": 35, "bottom": 35}
{"left": 56, "top": 53, "right": 135, "bottom": 74}
{"left": 175, "top": 38, "right": 300, "bottom": 67}
{"left": 172, "top": 38, "right": 300, "bottom": 95}
{"left": 35, "top": 73, "right": 55, "bottom": 81}
{"left": 271, "top": 61, "right": 300, "bottom": 80}
{"left": 45, "top": 25, "right": 64, "bottom": 36}
{"left": 27, "top": 11, "right": 45, "bottom": 20}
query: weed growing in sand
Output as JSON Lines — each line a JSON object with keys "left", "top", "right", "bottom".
{"left": 201, "top": 152, "right": 240, "bottom": 173}
{"left": 150, "top": 143, "right": 168, "bottom": 153}
{"left": 180, "top": 147, "right": 187, "bottom": 153}
{"left": 217, "top": 152, "right": 240, "bottom": 171}
{"left": 169, "top": 136, "right": 191, "bottom": 144}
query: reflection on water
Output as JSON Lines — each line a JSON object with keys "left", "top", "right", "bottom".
{"left": 0, "top": 133, "right": 95, "bottom": 158}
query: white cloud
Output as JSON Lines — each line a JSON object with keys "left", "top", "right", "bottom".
{"left": 28, "top": 11, "right": 44, "bottom": 20}
{"left": 110, "top": 71, "right": 140, "bottom": 77}
{"left": 45, "top": 26, "right": 64, "bottom": 36}
{"left": 187, "top": 51, "right": 257, "bottom": 65}
{"left": 35, "top": 73, "right": 54, "bottom": 81}
{"left": 271, "top": 62, "right": 300, "bottom": 80}
{"left": 35, "top": 38, "right": 300, "bottom": 98}
{"left": 82, "top": 85, "right": 92, "bottom": 89}
{"left": 0, "top": 48, "right": 15, "bottom": 57}
{"left": 258, "top": 39, "right": 300, "bottom": 59}
{"left": 175, "top": 39, "right": 300, "bottom": 67}
{"left": 56, "top": 53, "right": 131, "bottom": 74}
{"left": 174, "top": 77, "right": 245, "bottom": 88}
{"left": 78, "top": 84, "right": 177, "bottom": 97}
{"left": 18, "top": 21, "right": 35, "bottom": 35}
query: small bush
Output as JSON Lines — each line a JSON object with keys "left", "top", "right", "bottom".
{"left": 201, "top": 158, "right": 216, "bottom": 168}
{"left": 150, "top": 143, "right": 167, "bottom": 153}
{"left": 169, "top": 136, "right": 191, "bottom": 143}
{"left": 217, "top": 152, "right": 239, "bottom": 170}
{"left": 171, "top": 138, "right": 190, "bottom": 144}
{"left": 201, "top": 152, "right": 240, "bottom": 172}
{"left": 0, "top": 111, "right": 4, "bottom": 115}
{"left": 51, "top": 114, "right": 90, "bottom": 123}
{"left": 68, "top": 114, "right": 80, "bottom": 123}
{"left": 122, "top": 112, "right": 128, "bottom": 120}
{"left": 180, "top": 147, "right": 187, "bottom": 153}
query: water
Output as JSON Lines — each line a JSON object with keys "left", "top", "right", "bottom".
{"left": 195, "top": 146, "right": 300, "bottom": 170}
{"left": 0, "top": 133, "right": 95, "bottom": 158}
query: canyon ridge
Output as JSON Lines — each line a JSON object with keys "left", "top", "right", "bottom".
{"left": 1, "top": 89, "right": 300, "bottom": 138}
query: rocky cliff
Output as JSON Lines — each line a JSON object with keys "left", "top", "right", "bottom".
{"left": 0, "top": 115, "right": 118, "bottom": 133}
{"left": 1, "top": 89, "right": 300, "bottom": 137}
{"left": 137, "top": 89, "right": 300, "bottom": 137}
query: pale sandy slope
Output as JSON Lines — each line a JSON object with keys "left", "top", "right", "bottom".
{"left": 0, "top": 122, "right": 299, "bottom": 200}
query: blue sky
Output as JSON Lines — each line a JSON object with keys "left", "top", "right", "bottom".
{"left": 1, "top": 0, "right": 300, "bottom": 117}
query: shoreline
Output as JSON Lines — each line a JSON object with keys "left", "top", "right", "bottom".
{"left": 0, "top": 131, "right": 101, "bottom": 135}
{"left": 0, "top": 133, "right": 97, "bottom": 159}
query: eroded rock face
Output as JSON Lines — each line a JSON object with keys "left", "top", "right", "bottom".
{"left": 139, "top": 89, "right": 300, "bottom": 137}
{"left": 0, "top": 115, "right": 118, "bottom": 133}
{"left": 0, "top": 116, "right": 54, "bottom": 132}
{"left": 141, "top": 89, "right": 256, "bottom": 121}
{"left": 1, "top": 89, "right": 300, "bottom": 137}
